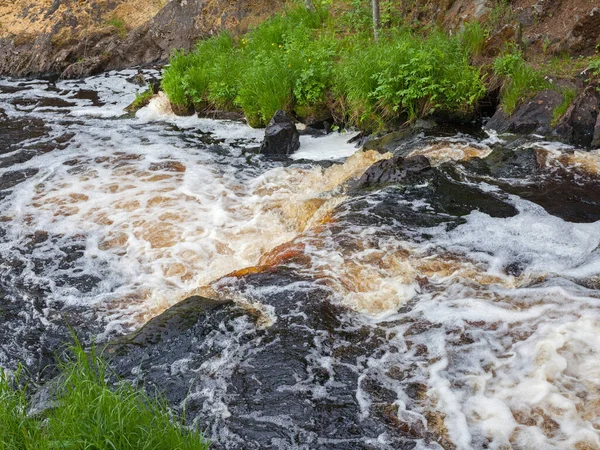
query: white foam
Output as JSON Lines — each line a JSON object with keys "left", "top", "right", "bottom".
{"left": 292, "top": 132, "right": 360, "bottom": 161}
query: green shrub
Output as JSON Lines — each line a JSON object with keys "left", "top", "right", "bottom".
{"left": 336, "top": 29, "right": 485, "bottom": 129}
{"left": 161, "top": 50, "right": 194, "bottom": 108}
{"left": 161, "top": 7, "right": 486, "bottom": 130}
{"left": 0, "top": 343, "right": 208, "bottom": 450}
{"left": 494, "top": 51, "right": 550, "bottom": 114}
{"left": 236, "top": 51, "right": 294, "bottom": 126}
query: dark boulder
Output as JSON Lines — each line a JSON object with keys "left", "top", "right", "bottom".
{"left": 485, "top": 89, "right": 564, "bottom": 136}
{"left": 108, "top": 273, "right": 417, "bottom": 450}
{"left": 259, "top": 110, "right": 300, "bottom": 156}
{"left": 461, "top": 146, "right": 541, "bottom": 179}
{"left": 362, "top": 128, "right": 422, "bottom": 155}
{"left": 352, "top": 154, "right": 431, "bottom": 189}
{"left": 460, "top": 145, "right": 600, "bottom": 223}
{"left": 109, "top": 296, "right": 231, "bottom": 349}
{"left": 350, "top": 154, "right": 518, "bottom": 226}
{"left": 554, "top": 86, "right": 600, "bottom": 148}
{"left": 297, "top": 109, "right": 334, "bottom": 136}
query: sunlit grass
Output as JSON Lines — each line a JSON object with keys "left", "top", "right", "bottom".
{"left": 161, "top": 5, "right": 486, "bottom": 129}
{"left": 0, "top": 342, "right": 208, "bottom": 450}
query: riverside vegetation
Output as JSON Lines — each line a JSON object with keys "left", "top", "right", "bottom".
{"left": 161, "top": 2, "right": 600, "bottom": 132}
{"left": 161, "top": 5, "right": 488, "bottom": 130}
{"left": 0, "top": 342, "right": 208, "bottom": 450}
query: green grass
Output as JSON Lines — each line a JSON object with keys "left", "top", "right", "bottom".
{"left": 460, "top": 21, "right": 489, "bottom": 57}
{"left": 161, "top": 5, "right": 486, "bottom": 130}
{"left": 335, "top": 28, "right": 486, "bottom": 130}
{"left": 106, "top": 18, "right": 127, "bottom": 37}
{"left": 126, "top": 84, "right": 156, "bottom": 113}
{"left": 552, "top": 87, "right": 577, "bottom": 126}
{"left": 0, "top": 343, "right": 208, "bottom": 450}
{"left": 541, "top": 53, "right": 594, "bottom": 79}
{"left": 494, "top": 51, "right": 551, "bottom": 115}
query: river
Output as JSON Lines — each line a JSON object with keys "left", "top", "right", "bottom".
{"left": 1, "top": 70, "right": 599, "bottom": 450}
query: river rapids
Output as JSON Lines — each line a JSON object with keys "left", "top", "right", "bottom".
{"left": 1, "top": 70, "right": 600, "bottom": 450}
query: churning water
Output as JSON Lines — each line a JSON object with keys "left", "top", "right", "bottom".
{"left": 1, "top": 70, "right": 599, "bottom": 450}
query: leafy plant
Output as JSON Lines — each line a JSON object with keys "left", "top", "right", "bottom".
{"left": 161, "top": 6, "right": 486, "bottom": 130}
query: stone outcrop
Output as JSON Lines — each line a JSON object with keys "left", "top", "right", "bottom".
{"left": 485, "top": 89, "right": 563, "bottom": 136}
{"left": 554, "top": 86, "right": 600, "bottom": 148}
{"left": 259, "top": 110, "right": 301, "bottom": 156}
{"left": 485, "top": 86, "right": 600, "bottom": 149}
{"left": 0, "top": 0, "right": 282, "bottom": 78}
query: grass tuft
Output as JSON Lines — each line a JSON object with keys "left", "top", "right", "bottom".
{"left": 551, "top": 87, "right": 577, "bottom": 126}
{"left": 106, "top": 18, "right": 127, "bottom": 37}
{"left": 493, "top": 51, "right": 550, "bottom": 115}
{"left": 0, "top": 342, "right": 208, "bottom": 450}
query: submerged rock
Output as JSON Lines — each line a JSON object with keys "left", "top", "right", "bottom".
{"left": 259, "top": 110, "right": 300, "bottom": 156}
{"left": 351, "top": 153, "right": 518, "bottom": 226}
{"left": 461, "top": 145, "right": 600, "bottom": 223}
{"left": 352, "top": 154, "right": 431, "bottom": 189}
{"left": 108, "top": 274, "right": 420, "bottom": 450}
{"left": 109, "top": 296, "right": 231, "bottom": 349}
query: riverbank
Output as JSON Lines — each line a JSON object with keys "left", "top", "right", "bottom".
{"left": 154, "top": 2, "right": 600, "bottom": 147}
{"left": 2, "top": 1, "right": 599, "bottom": 146}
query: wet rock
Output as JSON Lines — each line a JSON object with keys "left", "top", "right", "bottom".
{"left": 554, "top": 86, "right": 600, "bottom": 148}
{"left": 0, "top": 168, "right": 39, "bottom": 191}
{"left": 461, "top": 146, "right": 600, "bottom": 223}
{"left": 485, "top": 89, "right": 564, "bottom": 136}
{"left": 501, "top": 170, "right": 600, "bottom": 223}
{"left": 297, "top": 114, "right": 334, "bottom": 136}
{"left": 461, "top": 146, "right": 541, "bottom": 179}
{"left": 362, "top": 129, "right": 420, "bottom": 155}
{"left": 109, "top": 296, "right": 231, "bottom": 349}
{"left": 352, "top": 155, "right": 431, "bottom": 189}
{"left": 198, "top": 110, "right": 245, "bottom": 121}
{"left": 592, "top": 114, "right": 600, "bottom": 149}
{"left": 348, "top": 156, "right": 518, "bottom": 230}
{"left": 259, "top": 110, "right": 300, "bottom": 156}
{"left": 108, "top": 273, "right": 415, "bottom": 450}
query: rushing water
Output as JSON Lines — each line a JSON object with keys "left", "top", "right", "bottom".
{"left": 1, "top": 71, "right": 600, "bottom": 450}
